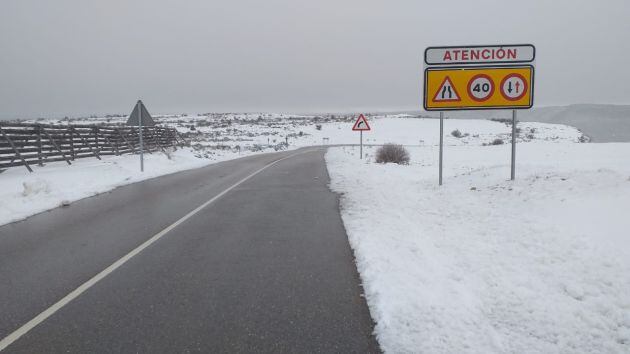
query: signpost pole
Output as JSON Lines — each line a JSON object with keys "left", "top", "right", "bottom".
{"left": 439, "top": 111, "right": 443, "bottom": 186}
{"left": 360, "top": 130, "right": 363, "bottom": 159}
{"left": 138, "top": 100, "right": 144, "bottom": 172}
{"left": 352, "top": 114, "right": 370, "bottom": 159}
{"left": 511, "top": 109, "right": 516, "bottom": 180}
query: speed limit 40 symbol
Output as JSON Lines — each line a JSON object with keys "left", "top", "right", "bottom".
{"left": 467, "top": 74, "right": 494, "bottom": 102}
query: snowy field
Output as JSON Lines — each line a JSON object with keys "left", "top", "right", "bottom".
{"left": 4, "top": 112, "right": 626, "bottom": 352}
{"left": 327, "top": 141, "right": 630, "bottom": 353}
{"left": 0, "top": 115, "right": 583, "bottom": 226}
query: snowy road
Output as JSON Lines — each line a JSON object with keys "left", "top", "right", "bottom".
{"left": 0, "top": 147, "right": 378, "bottom": 353}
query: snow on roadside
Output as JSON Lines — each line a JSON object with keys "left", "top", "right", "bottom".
{"left": 0, "top": 148, "right": 253, "bottom": 226}
{"left": 296, "top": 118, "right": 585, "bottom": 147}
{"left": 1, "top": 117, "right": 581, "bottom": 227}
{"left": 326, "top": 143, "right": 630, "bottom": 353}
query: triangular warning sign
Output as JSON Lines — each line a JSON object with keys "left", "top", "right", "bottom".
{"left": 352, "top": 114, "right": 371, "bottom": 131}
{"left": 432, "top": 76, "right": 461, "bottom": 102}
{"left": 126, "top": 100, "right": 156, "bottom": 126}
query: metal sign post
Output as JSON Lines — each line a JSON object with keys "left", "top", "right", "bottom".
{"left": 439, "top": 112, "right": 443, "bottom": 185}
{"left": 126, "top": 100, "right": 154, "bottom": 173}
{"left": 360, "top": 131, "right": 363, "bottom": 159}
{"left": 511, "top": 109, "right": 517, "bottom": 180}
{"left": 138, "top": 100, "right": 144, "bottom": 172}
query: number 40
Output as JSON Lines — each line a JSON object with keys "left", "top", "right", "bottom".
{"left": 473, "top": 83, "right": 490, "bottom": 93}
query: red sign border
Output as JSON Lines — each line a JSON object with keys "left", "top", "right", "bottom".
{"left": 500, "top": 73, "right": 528, "bottom": 101}
{"left": 467, "top": 74, "right": 495, "bottom": 102}
{"left": 352, "top": 114, "right": 371, "bottom": 131}
{"left": 431, "top": 76, "right": 462, "bottom": 103}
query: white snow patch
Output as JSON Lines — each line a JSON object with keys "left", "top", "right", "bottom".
{"left": 326, "top": 142, "right": 630, "bottom": 353}
{"left": 21, "top": 179, "right": 51, "bottom": 197}
{"left": 0, "top": 149, "right": 233, "bottom": 225}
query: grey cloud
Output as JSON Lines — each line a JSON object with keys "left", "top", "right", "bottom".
{"left": 1, "top": 0, "right": 628, "bottom": 119}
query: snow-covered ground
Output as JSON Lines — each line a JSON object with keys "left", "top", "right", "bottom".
{"left": 0, "top": 148, "right": 234, "bottom": 226}
{"left": 4, "top": 112, "right": 626, "bottom": 352}
{"left": 1, "top": 116, "right": 582, "bottom": 226}
{"left": 327, "top": 142, "right": 630, "bottom": 353}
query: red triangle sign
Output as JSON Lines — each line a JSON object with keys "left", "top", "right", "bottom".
{"left": 352, "top": 114, "right": 371, "bottom": 131}
{"left": 432, "top": 76, "right": 461, "bottom": 102}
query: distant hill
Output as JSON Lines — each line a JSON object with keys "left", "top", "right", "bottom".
{"left": 520, "top": 104, "right": 630, "bottom": 142}
{"left": 418, "top": 104, "right": 630, "bottom": 142}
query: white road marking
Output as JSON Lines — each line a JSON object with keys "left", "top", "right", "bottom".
{"left": 0, "top": 149, "right": 317, "bottom": 352}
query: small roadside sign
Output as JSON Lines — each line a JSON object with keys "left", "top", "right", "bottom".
{"left": 127, "top": 100, "right": 153, "bottom": 172}
{"left": 352, "top": 114, "right": 371, "bottom": 131}
{"left": 352, "top": 114, "right": 370, "bottom": 159}
{"left": 127, "top": 101, "right": 155, "bottom": 126}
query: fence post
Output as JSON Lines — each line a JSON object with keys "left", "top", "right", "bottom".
{"left": 42, "top": 129, "right": 72, "bottom": 165}
{"left": 148, "top": 127, "right": 166, "bottom": 153}
{"left": 0, "top": 126, "right": 33, "bottom": 172}
{"left": 104, "top": 133, "right": 119, "bottom": 156}
{"left": 37, "top": 124, "right": 43, "bottom": 166}
{"left": 114, "top": 128, "right": 120, "bottom": 154}
{"left": 70, "top": 126, "right": 75, "bottom": 160}
{"left": 94, "top": 126, "right": 100, "bottom": 155}
{"left": 118, "top": 128, "right": 136, "bottom": 153}
{"left": 74, "top": 128, "right": 101, "bottom": 160}
{"left": 138, "top": 101, "right": 144, "bottom": 172}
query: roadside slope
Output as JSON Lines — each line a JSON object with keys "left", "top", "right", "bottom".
{"left": 327, "top": 143, "right": 630, "bottom": 353}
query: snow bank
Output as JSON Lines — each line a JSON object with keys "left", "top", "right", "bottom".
{"left": 327, "top": 142, "right": 630, "bottom": 353}
{"left": 0, "top": 149, "right": 227, "bottom": 225}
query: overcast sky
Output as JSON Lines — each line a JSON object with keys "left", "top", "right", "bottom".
{"left": 1, "top": 0, "right": 628, "bottom": 119}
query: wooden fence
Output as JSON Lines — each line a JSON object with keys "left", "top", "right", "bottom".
{"left": 0, "top": 123, "right": 185, "bottom": 172}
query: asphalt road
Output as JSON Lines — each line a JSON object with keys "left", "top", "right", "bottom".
{"left": 0, "top": 148, "right": 379, "bottom": 353}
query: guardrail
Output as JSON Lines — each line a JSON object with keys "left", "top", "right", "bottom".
{"left": 0, "top": 123, "right": 186, "bottom": 172}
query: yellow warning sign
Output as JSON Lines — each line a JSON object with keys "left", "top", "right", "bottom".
{"left": 423, "top": 66, "right": 534, "bottom": 110}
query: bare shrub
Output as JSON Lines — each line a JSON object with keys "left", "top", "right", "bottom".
{"left": 451, "top": 129, "right": 462, "bottom": 138}
{"left": 375, "top": 144, "right": 410, "bottom": 165}
{"left": 250, "top": 144, "right": 264, "bottom": 152}
{"left": 490, "top": 138, "right": 504, "bottom": 145}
